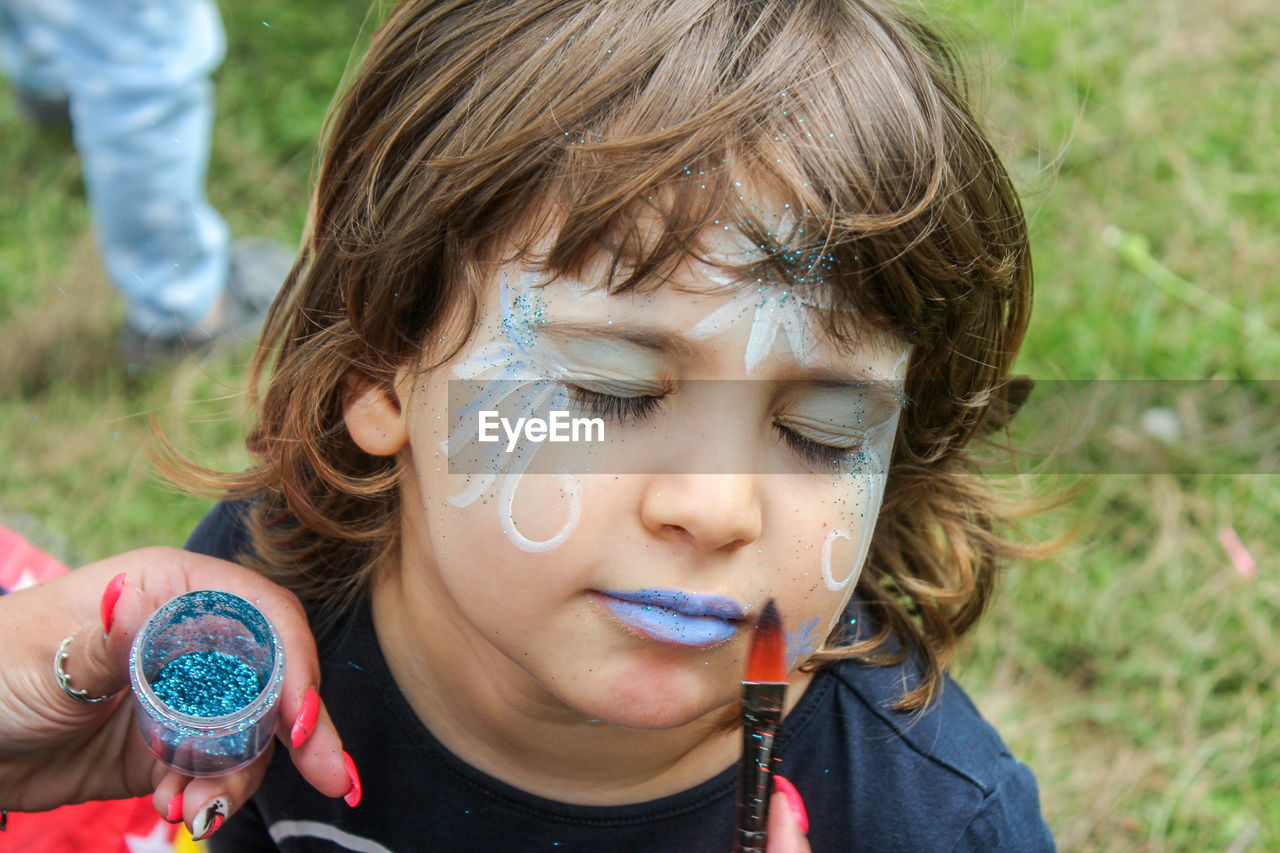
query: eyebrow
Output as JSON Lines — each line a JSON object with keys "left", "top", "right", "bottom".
{"left": 535, "top": 321, "right": 698, "bottom": 359}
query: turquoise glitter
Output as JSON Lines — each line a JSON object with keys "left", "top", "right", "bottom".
{"left": 130, "top": 589, "right": 285, "bottom": 776}
{"left": 152, "top": 651, "right": 262, "bottom": 717}
{"left": 501, "top": 287, "right": 546, "bottom": 351}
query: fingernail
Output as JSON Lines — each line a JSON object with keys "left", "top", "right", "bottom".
{"left": 291, "top": 688, "right": 321, "bottom": 749}
{"left": 100, "top": 572, "right": 126, "bottom": 634}
{"left": 342, "top": 751, "right": 362, "bottom": 807}
{"left": 164, "top": 792, "right": 184, "bottom": 824}
{"left": 774, "top": 775, "right": 808, "bottom": 835}
{"left": 191, "top": 796, "right": 228, "bottom": 841}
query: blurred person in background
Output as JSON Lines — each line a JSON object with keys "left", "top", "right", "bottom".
{"left": 0, "top": 0, "right": 289, "bottom": 368}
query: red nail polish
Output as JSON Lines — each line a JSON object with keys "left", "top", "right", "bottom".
{"left": 165, "top": 792, "right": 183, "bottom": 824}
{"left": 342, "top": 751, "right": 362, "bottom": 807}
{"left": 291, "top": 688, "right": 320, "bottom": 749}
{"left": 100, "top": 572, "right": 126, "bottom": 634}
{"left": 195, "top": 814, "right": 224, "bottom": 840}
{"left": 774, "top": 775, "right": 808, "bottom": 835}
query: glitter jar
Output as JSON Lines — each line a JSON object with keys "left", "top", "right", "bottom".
{"left": 129, "top": 589, "right": 286, "bottom": 776}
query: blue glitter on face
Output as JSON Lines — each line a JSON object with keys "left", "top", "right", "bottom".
{"left": 500, "top": 286, "right": 547, "bottom": 351}
{"left": 152, "top": 651, "right": 262, "bottom": 717}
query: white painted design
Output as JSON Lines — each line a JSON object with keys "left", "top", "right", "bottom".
{"left": 820, "top": 528, "right": 854, "bottom": 591}
{"left": 889, "top": 348, "right": 911, "bottom": 380}
{"left": 445, "top": 270, "right": 580, "bottom": 550}
{"left": 268, "top": 820, "right": 395, "bottom": 853}
{"left": 192, "top": 797, "right": 229, "bottom": 841}
{"left": 500, "top": 472, "right": 581, "bottom": 552}
{"left": 819, "top": 407, "right": 900, "bottom": 592}
{"left": 688, "top": 285, "right": 823, "bottom": 373}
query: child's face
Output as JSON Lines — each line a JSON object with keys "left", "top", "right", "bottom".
{"left": 389, "top": 233, "right": 909, "bottom": 730}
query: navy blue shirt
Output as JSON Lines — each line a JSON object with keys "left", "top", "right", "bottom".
{"left": 189, "top": 502, "right": 1054, "bottom": 852}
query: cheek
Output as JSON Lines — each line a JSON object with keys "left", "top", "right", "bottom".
{"left": 498, "top": 474, "right": 584, "bottom": 552}
{"left": 425, "top": 365, "right": 588, "bottom": 554}
{"left": 773, "top": 468, "right": 886, "bottom": 667}
{"left": 420, "top": 494, "right": 576, "bottom": 619}
{"left": 819, "top": 468, "right": 886, "bottom": 594}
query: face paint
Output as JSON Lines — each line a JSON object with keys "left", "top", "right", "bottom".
{"left": 385, "top": 204, "right": 913, "bottom": 733}
{"left": 687, "top": 209, "right": 838, "bottom": 373}
{"left": 688, "top": 284, "right": 824, "bottom": 373}
{"left": 820, "top": 528, "right": 854, "bottom": 591}
{"left": 818, "top": 389, "right": 901, "bottom": 593}
{"left": 785, "top": 615, "right": 821, "bottom": 670}
{"left": 445, "top": 270, "right": 582, "bottom": 551}
{"left": 498, "top": 472, "right": 581, "bottom": 552}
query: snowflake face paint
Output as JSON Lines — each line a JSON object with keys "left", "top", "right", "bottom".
{"left": 687, "top": 207, "right": 836, "bottom": 374}
{"left": 443, "top": 270, "right": 583, "bottom": 551}
{"left": 688, "top": 283, "right": 825, "bottom": 373}
{"left": 383, "top": 226, "right": 909, "bottom": 732}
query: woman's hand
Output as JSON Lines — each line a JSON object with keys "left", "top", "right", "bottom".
{"left": 0, "top": 547, "right": 358, "bottom": 840}
{"left": 765, "top": 776, "right": 812, "bottom": 853}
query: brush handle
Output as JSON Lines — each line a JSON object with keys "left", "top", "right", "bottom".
{"left": 735, "top": 682, "right": 786, "bottom": 853}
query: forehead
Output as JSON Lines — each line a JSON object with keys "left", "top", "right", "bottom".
{"left": 499, "top": 181, "right": 893, "bottom": 345}
{"left": 480, "top": 256, "right": 909, "bottom": 386}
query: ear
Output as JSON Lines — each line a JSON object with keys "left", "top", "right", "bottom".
{"left": 342, "top": 371, "right": 410, "bottom": 457}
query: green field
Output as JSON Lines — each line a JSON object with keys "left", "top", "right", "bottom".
{"left": 1, "top": 1, "right": 1276, "bottom": 849}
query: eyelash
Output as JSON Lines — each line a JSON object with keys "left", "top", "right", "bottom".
{"left": 775, "top": 427, "right": 864, "bottom": 473}
{"left": 567, "top": 387, "right": 664, "bottom": 423}
{"left": 566, "top": 386, "right": 864, "bottom": 473}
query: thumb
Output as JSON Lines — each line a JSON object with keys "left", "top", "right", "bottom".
{"left": 56, "top": 574, "right": 148, "bottom": 708}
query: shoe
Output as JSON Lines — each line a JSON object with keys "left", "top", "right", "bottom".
{"left": 216, "top": 237, "right": 294, "bottom": 343}
{"left": 14, "top": 85, "right": 71, "bottom": 128}
{"left": 120, "top": 238, "right": 295, "bottom": 372}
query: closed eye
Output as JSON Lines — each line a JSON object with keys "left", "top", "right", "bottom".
{"left": 775, "top": 425, "right": 867, "bottom": 474}
{"left": 567, "top": 384, "right": 884, "bottom": 474}
{"left": 567, "top": 386, "right": 665, "bottom": 423}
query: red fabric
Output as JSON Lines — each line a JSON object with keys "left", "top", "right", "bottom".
{"left": 0, "top": 525, "right": 69, "bottom": 591}
{"left": 1, "top": 799, "right": 176, "bottom": 852}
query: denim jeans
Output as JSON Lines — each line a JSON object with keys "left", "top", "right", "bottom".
{"left": 0, "top": 0, "right": 230, "bottom": 336}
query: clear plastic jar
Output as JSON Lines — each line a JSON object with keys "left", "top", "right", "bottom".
{"left": 129, "top": 589, "right": 285, "bottom": 776}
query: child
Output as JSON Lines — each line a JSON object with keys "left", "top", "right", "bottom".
{"left": 185, "top": 0, "right": 1054, "bottom": 849}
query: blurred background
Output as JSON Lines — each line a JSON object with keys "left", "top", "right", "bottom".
{"left": 0, "top": 0, "right": 1276, "bottom": 849}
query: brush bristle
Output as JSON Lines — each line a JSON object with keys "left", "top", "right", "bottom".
{"left": 745, "top": 598, "right": 787, "bottom": 683}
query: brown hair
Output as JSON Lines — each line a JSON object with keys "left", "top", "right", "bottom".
{"left": 201, "top": 0, "right": 1034, "bottom": 710}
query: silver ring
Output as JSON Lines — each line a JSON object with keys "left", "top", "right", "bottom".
{"left": 53, "top": 635, "right": 113, "bottom": 704}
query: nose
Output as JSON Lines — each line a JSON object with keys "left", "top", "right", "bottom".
{"left": 639, "top": 474, "right": 763, "bottom": 552}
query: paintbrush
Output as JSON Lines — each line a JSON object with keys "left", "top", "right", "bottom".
{"left": 734, "top": 598, "right": 787, "bottom": 853}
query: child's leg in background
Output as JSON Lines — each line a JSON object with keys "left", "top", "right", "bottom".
{"left": 0, "top": 0, "right": 231, "bottom": 340}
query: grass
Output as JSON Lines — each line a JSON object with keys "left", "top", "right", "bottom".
{"left": 1, "top": 1, "right": 1276, "bottom": 849}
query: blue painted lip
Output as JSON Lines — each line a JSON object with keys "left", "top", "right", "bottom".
{"left": 599, "top": 589, "right": 744, "bottom": 648}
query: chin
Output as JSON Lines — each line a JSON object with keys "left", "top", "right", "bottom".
{"left": 573, "top": 675, "right": 735, "bottom": 731}
{"left": 599, "top": 705, "right": 709, "bottom": 730}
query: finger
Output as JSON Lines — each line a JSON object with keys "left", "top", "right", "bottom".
{"left": 115, "top": 550, "right": 357, "bottom": 801}
{"left": 765, "top": 777, "right": 811, "bottom": 853}
{"left": 180, "top": 748, "right": 270, "bottom": 841}
{"left": 151, "top": 770, "right": 190, "bottom": 824}
{"left": 282, "top": 697, "right": 358, "bottom": 801}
